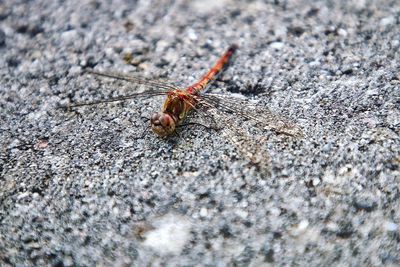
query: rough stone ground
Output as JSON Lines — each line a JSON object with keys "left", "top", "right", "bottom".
{"left": 0, "top": 0, "right": 399, "bottom": 266}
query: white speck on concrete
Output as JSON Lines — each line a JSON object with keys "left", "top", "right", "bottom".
{"left": 235, "top": 209, "right": 249, "bottom": 219}
{"left": 338, "top": 28, "right": 348, "bottom": 37}
{"left": 61, "top": 30, "right": 78, "bottom": 45}
{"left": 143, "top": 213, "right": 192, "bottom": 255}
{"left": 312, "top": 178, "right": 321, "bottom": 186}
{"left": 187, "top": 28, "right": 198, "bottom": 41}
{"left": 380, "top": 16, "right": 395, "bottom": 27}
{"left": 191, "top": 0, "right": 229, "bottom": 14}
{"left": 290, "top": 220, "right": 309, "bottom": 236}
{"left": 69, "top": 66, "right": 82, "bottom": 75}
{"left": 270, "top": 42, "right": 284, "bottom": 50}
{"left": 309, "top": 60, "right": 321, "bottom": 67}
{"left": 17, "top": 191, "right": 30, "bottom": 200}
{"left": 199, "top": 207, "right": 208, "bottom": 217}
{"left": 383, "top": 221, "right": 398, "bottom": 232}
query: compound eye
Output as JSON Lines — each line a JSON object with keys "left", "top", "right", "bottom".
{"left": 150, "top": 113, "right": 161, "bottom": 124}
{"left": 160, "top": 115, "right": 170, "bottom": 127}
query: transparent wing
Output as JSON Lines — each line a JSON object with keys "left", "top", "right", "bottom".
{"left": 182, "top": 97, "right": 271, "bottom": 173}
{"left": 199, "top": 93, "right": 303, "bottom": 137}
{"left": 62, "top": 90, "right": 168, "bottom": 109}
{"left": 59, "top": 69, "right": 175, "bottom": 110}
{"left": 86, "top": 69, "right": 179, "bottom": 91}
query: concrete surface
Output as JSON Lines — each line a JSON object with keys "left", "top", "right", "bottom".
{"left": 0, "top": 0, "right": 399, "bottom": 266}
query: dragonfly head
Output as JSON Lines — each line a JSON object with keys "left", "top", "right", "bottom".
{"left": 150, "top": 112, "right": 176, "bottom": 137}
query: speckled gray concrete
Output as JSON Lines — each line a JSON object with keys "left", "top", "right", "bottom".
{"left": 1, "top": 0, "right": 399, "bottom": 266}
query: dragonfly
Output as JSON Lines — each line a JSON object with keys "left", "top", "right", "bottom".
{"left": 66, "top": 45, "right": 303, "bottom": 169}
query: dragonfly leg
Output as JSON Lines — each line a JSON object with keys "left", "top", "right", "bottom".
{"left": 177, "top": 122, "right": 220, "bottom": 133}
{"left": 173, "top": 129, "right": 181, "bottom": 138}
{"left": 140, "top": 116, "right": 150, "bottom": 122}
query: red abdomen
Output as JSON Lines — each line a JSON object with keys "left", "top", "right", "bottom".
{"left": 186, "top": 44, "right": 238, "bottom": 95}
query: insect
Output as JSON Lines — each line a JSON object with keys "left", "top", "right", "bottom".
{"left": 66, "top": 45, "right": 302, "bottom": 169}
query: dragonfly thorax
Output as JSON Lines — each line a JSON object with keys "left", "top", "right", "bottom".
{"left": 150, "top": 112, "right": 177, "bottom": 137}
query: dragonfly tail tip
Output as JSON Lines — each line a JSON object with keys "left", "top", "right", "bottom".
{"left": 229, "top": 44, "right": 239, "bottom": 51}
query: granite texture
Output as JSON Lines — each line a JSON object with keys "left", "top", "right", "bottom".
{"left": 0, "top": 0, "right": 399, "bottom": 266}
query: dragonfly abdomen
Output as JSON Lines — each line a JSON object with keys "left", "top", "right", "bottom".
{"left": 186, "top": 44, "right": 238, "bottom": 94}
